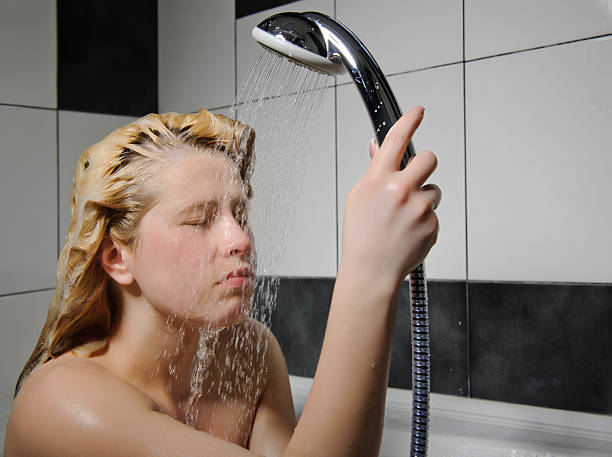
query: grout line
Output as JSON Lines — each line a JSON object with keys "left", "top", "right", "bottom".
{"left": 229, "top": 80, "right": 337, "bottom": 106}
{"left": 334, "top": 0, "right": 339, "bottom": 273}
{"left": 334, "top": 78, "right": 339, "bottom": 273}
{"left": 467, "top": 279, "right": 612, "bottom": 287}
{"left": 234, "top": 4, "right": 238, "bottom": 101}
{"left": 0, "top": 288, "right": 55, "bottom": 299}
{"left": 56, "top": 109, "right": 60, "bottom": 258}
{"left": 155, "top": 2, "right": 159, "bottom": 113}
{"left": 210, "top": 103, "right": 236, "bottom": 112}
{"left": 255, "top": 276, "right": 611, "bottom": 287}
{"left": 462, "top": 0, "right": 471, "bottom": 399}
{"left": 330, "top": 31, "right": 612, "bottom": 91}
{"left": 335, "top": 61, "right": 463, "bottom": 89}
{"left": 465, "top": 32, "right": 612, "bottom": 63}
{"left": 56, "top": 2, "right": 61, "bottom": 260}
{"left": 0, "top": 103, "right": 56, "bottom": 111}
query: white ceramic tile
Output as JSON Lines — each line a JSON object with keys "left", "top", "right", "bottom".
{"left": 58, "top": 111, "right": 137, "bottom": 247}
{"left": 337, "top": 64, "right": 466, "bottom": 281}
{"left": 236, "top": 0, "right": 334, "bottom": 100}
{"left": 336, "top": 0, "right": 463, "bottom": 84}
{"left": 0, "top": 106, "right": 57, "bottom": 294}
{"left": 210, "top": 106, "right": 232, "bottom": 118}
{"left": 159, "top": 0, "right": 235, "bottom": 113}
{"left": 466, "top": 37, "right": 612, "bottom": 283}
{"left": 247, "top": 87, "right": 336, "bottom": 277}
{"left": 0, "top": 290, "right": 54, "bottom": 451}
{"left": 466, "top": 0, "right": 612, "bottom": 60}
{"left": 0, "top": 0, "right": 56, "bottom": 108}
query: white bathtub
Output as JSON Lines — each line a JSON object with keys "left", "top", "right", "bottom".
{"left": 289, "top": 376, "right": 612, "bottom": 457}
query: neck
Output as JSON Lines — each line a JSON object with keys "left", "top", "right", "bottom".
{"left": 101, "top": 289, "right": 222, "bottom": 405}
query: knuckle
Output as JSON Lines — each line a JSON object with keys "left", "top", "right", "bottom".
{"left": 415, "top": 197, "right": 431, "bottom": 218}
{"left": 431, "top": 214, "right": 440, "bottom": 234}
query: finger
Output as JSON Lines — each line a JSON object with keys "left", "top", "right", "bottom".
{"left": 402, "top": 150, "right": 438, "bottom": 190}
{"left": 421, "top": 183, "right": 442, "bottom": 211}
{"left": 373, "top": 106, "right": 425, "bottom": 172}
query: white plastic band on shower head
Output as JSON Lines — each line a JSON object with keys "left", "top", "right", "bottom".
{"left": 251, "top": 27, "right": 345, "bottom": 75}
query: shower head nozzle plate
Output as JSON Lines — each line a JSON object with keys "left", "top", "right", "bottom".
{"left": 252, "top": 25, "right": 345, "bottom": 76}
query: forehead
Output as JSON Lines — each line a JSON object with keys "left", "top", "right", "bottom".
{"left": 155, "top": 152, "right": 245, "bottom": 207}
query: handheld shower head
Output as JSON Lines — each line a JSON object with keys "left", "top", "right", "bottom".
{"left": 253, "top": 11, "right": 430, "bottom": 457}
{"left": 252, "top": 11, "right": 415, "bottom": 168}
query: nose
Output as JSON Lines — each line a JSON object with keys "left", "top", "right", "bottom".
{"left": 222, "top": 215, "right": 252, "bottom": 257}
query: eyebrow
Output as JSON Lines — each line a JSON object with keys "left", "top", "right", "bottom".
{"left": 177, "top": 201, "right": 216, "bottom": 218}
{"left": 177, "top": 197, "right": 248, "bottom": 218}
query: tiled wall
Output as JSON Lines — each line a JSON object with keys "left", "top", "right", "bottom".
{"left": 0, "top": 1, "right": 156, "bottom": 450}
{"left": 213, "top": 0, "right": 612, "bottom": 415}
{"left": 1, "top": 4, "right": 610, "bottom": 452}
{"left": 0, "top": 0, "right": 58, "bottom": 449}
{"left": 234, "top": 0, "right": 612, "bottom": 414}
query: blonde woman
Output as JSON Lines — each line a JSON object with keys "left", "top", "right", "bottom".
{"left": 4, "top": 105, "right": 440, "bottom": 457}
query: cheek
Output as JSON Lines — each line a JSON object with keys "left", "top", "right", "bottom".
{"left": 137, "top": 225, "right": 216, "bottom": 281}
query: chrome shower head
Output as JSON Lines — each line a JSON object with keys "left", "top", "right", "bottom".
{"left": 251, "top": 12, "right": 345, "bottom": 75}
{"left": 252, "top": 11, "right": 415, "bottom": 168}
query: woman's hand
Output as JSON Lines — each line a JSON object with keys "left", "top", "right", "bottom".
{"left": 340, "top": 106, "right": 441, "bottom": 290}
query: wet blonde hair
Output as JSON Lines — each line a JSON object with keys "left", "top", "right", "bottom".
{"left": 16, "top": 108, "right": 255, "bottom": 395}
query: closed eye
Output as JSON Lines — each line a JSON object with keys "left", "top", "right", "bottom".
{"left": 184, "top": 202, "right": 219, "bottom": 228}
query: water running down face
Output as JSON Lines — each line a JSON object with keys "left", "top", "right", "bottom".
{"left": 123, "top": 151, "right": 256, "bottom": 329}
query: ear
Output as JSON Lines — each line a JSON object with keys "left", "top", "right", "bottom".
{"left": 99, "top": 237, "right": 134, "bottom": 285}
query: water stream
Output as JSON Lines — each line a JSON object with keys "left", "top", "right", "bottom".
{"left": 180, "top": 47, "right": 333, "bottom": 430}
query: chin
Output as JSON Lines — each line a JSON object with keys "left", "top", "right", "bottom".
{"left": 222, "top": 297, "right": 252, "bottom": 328}
{"left": 186, "top": 295, "right": 252, "bottom": 330}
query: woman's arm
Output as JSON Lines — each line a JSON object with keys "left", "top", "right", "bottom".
{"left": 283, "top": 106, "right": 440, "bottom": 457}
{"left": 248, "top": 330, "right": 297, "bottom": 456}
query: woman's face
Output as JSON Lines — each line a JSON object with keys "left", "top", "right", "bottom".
{"left": 129, "top": 151, "right": 255, "bottom": 329}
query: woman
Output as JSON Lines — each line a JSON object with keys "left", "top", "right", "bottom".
{"left": 4, "top": 105, "right": 440, "bottom": 457}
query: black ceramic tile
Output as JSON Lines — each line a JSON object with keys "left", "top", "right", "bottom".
{"left": 236, "top": 0, "right": 299, "bottom": 19}
{"left": 58, "top": 0, "right": 158, "bottom": 117}
{"left": 259, "top": 277, "right": 468, "bottom": 396}
{"left": 390, "top": 280, "right": 468, "bottom": 396}
{"left": 470, "top": 281, "right": 612, "bottom": 414}
{"left": 265, "top": 277, "right": 334, "bottom": 377}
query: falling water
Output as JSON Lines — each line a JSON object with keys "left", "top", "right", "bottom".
{"left": 180, "top": 47, "right": 333, "bottom": 433}
{"left": 185, "top": 326, "right": 221, "bottom": 427}
{"left": 233, "top": 47, "right": 332, "bottom": 328}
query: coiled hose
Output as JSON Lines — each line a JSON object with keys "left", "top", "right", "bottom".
{"left": 409, "top": 263, "right": 430, "bottom": 457}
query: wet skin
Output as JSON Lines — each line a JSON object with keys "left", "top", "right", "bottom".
{"left": 5, "top": 152, "right": 296, "bottom": 457}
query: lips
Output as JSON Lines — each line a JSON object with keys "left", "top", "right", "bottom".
{"left": 218, "top": 267, "right": 254, "bottom": 287}
{"left": 226, "top": 267, "right": 253, "bottom": 280}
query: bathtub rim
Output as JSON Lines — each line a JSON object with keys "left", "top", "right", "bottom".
{"left": 289, "top": 375, "right": 612, "bottom": 447}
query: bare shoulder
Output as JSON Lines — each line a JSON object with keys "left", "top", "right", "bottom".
{"left": 223, "top": 317, "right": 279, "bottom": 357}
{"left": 5, "top": 356, "right": 155, "bottom": 457}
{"left": 5, "top": 355, "right": 255, "bottom": 457}
{"left": 242, "top": 318, "right": 284, "bottom": 362}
